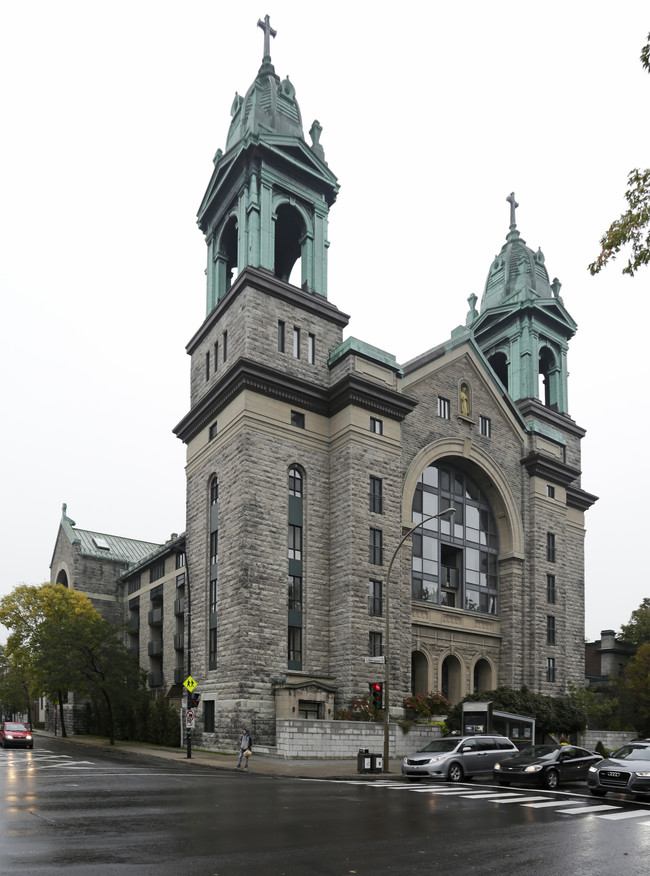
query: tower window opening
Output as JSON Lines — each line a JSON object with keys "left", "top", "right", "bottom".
{"left": 275, "top": 204, "right": 304, "bottom": 286}
{"left": 538, "top": 346, "right": 557, "bottom": 408}
{"left": 219, "top": 217, "right": 238, "bottom": 294}
{"left": 489, "top": 352, "right": 508, "bottom": 392}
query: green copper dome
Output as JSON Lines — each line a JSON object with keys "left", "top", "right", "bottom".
{"left": 225, "top": 16, "right": 304, "bottom": 152}
{"left": 480, "top": 193, "right": 555, "bottom": 313}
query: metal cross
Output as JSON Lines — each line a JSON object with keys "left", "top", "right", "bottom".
{"left": 506, "top": 192, "right": 519, "bottom": 228}
{"left": 257, "top": 14, "right": 277, "bottom": 58}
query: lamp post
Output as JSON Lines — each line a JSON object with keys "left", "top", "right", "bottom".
{"left": 382, "top": 506, "right": 456, "bottom": 772}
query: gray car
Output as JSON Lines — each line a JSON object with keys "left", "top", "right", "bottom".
{"left": 402, "top": 734, "right": 519, "bottom": 782}
{"left": 587, "top": 740, "right": 650, "bottom": 798}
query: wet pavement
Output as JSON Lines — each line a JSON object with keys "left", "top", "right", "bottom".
{"left": 34, "top": 730, "right": 393, "bottom": 781}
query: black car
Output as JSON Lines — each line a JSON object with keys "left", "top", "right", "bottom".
{"left": 493, "top": 744, "right": 602, "bottom": 790}
{"left": 587, "top": 740, "right": 650, "bottom": 798}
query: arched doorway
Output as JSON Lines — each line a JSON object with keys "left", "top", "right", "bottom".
{"left": 411, "top": 650, "right": 428, "bottom": 695}
{"left": 473, "top": 658, "right": 492, "bottom": 693}
{"left": 441, "top": 654, "right": 462, "bottom": 704}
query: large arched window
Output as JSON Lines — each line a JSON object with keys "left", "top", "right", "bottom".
{"left": 411, "top": 462, "right": 498, "bottom": 615}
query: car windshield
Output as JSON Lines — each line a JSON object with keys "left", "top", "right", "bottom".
{"left": 418, "top": 738, "right": 462, "bottom": 753}
{"left": 611, "top": 744, "right": 650, "bottom": 762}
{"left": 516, "top": 745, "right": 558, "bottom": 759}
{"left": 5, "top": 723, "right": 28, "bottom": 732}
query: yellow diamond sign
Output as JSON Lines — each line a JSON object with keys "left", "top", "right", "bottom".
{"left": 183, "top": 675, "right": 197, "bottom": 692}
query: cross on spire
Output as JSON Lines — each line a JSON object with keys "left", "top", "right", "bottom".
{"left": 257, "top": 14, "right": 277, "bottom": 59}
{"left": 506, "top": 192, "right": 519, "bottom": 229}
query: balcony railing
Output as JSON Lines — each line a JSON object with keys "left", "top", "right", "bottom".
{"left": 148, "top": 640, "right": 163, "bottom": 657}
{"left": 148, "top": 672, "right": 163, "bottom": 688}
{"left": 174, "top": 597, "right": 185, "bottom": 616}
{"left": 173, "top": 633, "right": 184, "bottom": 651}
{"left": 148, "top": 607, "right": 163, "bottom": 625}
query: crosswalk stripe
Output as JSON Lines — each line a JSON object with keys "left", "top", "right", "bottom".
{"left": 597, "top": 809, "right": 650, "bottom": 820}
{"left": 523, "top": 800, "right": 584, "bottom": 808}
{"left": 556, "top": 804, "right": 620, "bottom": 814}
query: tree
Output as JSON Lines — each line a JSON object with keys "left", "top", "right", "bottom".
{"left": 620, "top": 597, "right": 650, "bottom": 650}
{"left": 624, "top": 642, "right": 650, "bottom": 736}
{"left": 589, "top": 33, "right": 650, "bottom": 277}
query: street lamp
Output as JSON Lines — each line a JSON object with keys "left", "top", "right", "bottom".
{"left": 382, "top": 505, "right": 456, "bottom": 772}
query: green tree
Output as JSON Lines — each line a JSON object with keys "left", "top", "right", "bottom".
{"left": 620, "top": 597, "right": 650, "bottom": 649}
{"left": 624, "top": 642, "right": 650, "bottom": 736}
{"left": 589, "top": 33, "right": 650, "bottom": 276}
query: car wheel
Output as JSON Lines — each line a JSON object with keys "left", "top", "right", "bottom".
{"left": 543, "top": 769, "right": 559, "bottom": 790}
{"left": 448, "top": 763, "right": 464, "bottom": 783}
{"left": 498, "top": 780, "right": 511, "bottom": 787}
{"left": 590, "top": 789, "right": 607, "bottom": 797}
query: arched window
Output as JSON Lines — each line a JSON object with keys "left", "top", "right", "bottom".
{"left": 538, "top": 345, "right": 557, "bottom": 408}
{"left": 275, "top": 204, "right": 305, "bottom": 287}
{"left": 488, "top": 352, "right": 508, "bottom": 391}
{"left": 288, "top": 466, "right": 304, "bottom": 670}
{"left": 411, "top": 462, "right": 498, "bottom": 615}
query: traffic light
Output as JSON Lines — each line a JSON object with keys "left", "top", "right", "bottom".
{"left": 190, "top": 691, "right": 201, "bottom": 709}
{"left": 369, "top": 682, "right": 383, "bottom": 710}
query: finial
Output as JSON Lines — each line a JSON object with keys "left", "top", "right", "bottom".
{"left": 257, "top": 14, "right": 277, "bottom": 60}
{"left": 506, "top": 192, "right": 519, "bottom": 229}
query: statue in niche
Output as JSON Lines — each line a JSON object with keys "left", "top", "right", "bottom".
{"left": 460, "top": 383, "right": 471, "bottom": 417}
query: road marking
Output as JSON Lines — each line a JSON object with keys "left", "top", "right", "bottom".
{"left": 556, "top": 804, "right": 620, "bottom": 814}
{"left": 491, "top": 795, "right": 549, "bottom": 803}
{"left": 523, "top": 800, "right": 584, "bottom": 808}
{"left": 461, "top": 792, "right": 525, "bottom": 799}
{"left": 597, "top": 809, "right": 650, "bottom": 820}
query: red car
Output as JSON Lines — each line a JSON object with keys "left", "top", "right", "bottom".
{"left": 0, "top": 721, "right": 34, "bottom": 749}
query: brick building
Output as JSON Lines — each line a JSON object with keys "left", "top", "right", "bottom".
{"left": 50, "top": 20, "right": 596, "bottom": 750}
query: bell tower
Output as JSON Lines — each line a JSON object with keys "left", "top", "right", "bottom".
{"left": 197, "top": 16, "right": 339, "bottom": 313}
{"left": 471, "top": 194, "right": 576, "bottom": 414}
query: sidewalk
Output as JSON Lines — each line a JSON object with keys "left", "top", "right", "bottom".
{"left": 34, "top": 731, "right": 399, "bottom": 781}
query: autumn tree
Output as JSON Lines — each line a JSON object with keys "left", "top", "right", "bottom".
{"left": 589, "top": 33, "right": 650, "bottom": 277}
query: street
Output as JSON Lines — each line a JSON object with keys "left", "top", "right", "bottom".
{"left": 2, "top": 738, "right": 650, "bottom": 874}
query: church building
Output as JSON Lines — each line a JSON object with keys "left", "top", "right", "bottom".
{"left": 170, "top": 18, "right": 597, "bottom": 748}
{"left": 49, "top": 18, "right": 596, "bottom": 751}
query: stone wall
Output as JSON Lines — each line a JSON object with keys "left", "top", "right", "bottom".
{"left": 275, "top": 719, "right": 442, "bottom": 759}
{"left": 578, "top": 730, "right": 639, "bottom": 752}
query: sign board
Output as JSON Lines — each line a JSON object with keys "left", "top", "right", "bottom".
{"left": 364, "top": 656, "right": 385, "bottom": 664}
{"left": 183, "top": 676, "right": 197, "bottom": 692}
{"left": 186, "top": 709, "right": 195, "bottom": 729}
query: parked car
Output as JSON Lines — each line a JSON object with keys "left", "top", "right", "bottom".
{"left": 402, "top": 734, "right": 518, "bottom": 782}
{"left": 0, "top": 721, "right": 34, "bottom": 749}
{"left": 493, "top": 744, "right": 601, "bottom": 789}
{"left": 587, "top": 740, "right": 650, "bottom": 798}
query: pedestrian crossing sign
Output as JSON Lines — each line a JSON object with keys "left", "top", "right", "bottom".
{"left": 183, "top": 675, "right": 197, "bottom": 692}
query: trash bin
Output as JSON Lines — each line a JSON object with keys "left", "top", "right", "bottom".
{"left": 370, "top": 753, "right": 383, "bottom": 773}
{"left": 357, "top": 748, "right": 372, "bottom": 773}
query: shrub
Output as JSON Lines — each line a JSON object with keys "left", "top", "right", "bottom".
{"left": 403, "top": 691, "right": 452, "bottom": 720}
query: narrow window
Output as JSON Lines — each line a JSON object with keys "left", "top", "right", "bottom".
{"left": 479, "top": 415, "right": 491, "bottom": 437}
{"left": 547, "top": 615, "right": 556, "bottom": 646}
{"left": 209, "top": 422, "right": 218, "bottom": 440}
{"left": 214, "top": 341, "right": 219, "bottom": 372}
{"left": 546, "top": 532, "right": 556, "bottom": 563}
{"left": 546, "top": 657, "right": 556, "bottom": 683}
{"left": 278, "top": 320, "right": 285, "bottom": 353}
{"left": 149, "top": 559, "right": 165, "bottom": 583}
{"left": 210, "top": 577, "right": 218, "bottom": 614}
{"left": 369, "top": 477, "right": 383, "bottom": 514}
{"left": 210, "top": 477, "right": 219, "bottom": 505}
{"left": 205, "top": 351, "right": 210, "bottom": 381}
{"left": 370, "top": 417, "right": 383, "bottom": 435}
{"left": 546, "top": 573, "right": 556, "bottom": 604}
{"left": 209, "top": 628, "right": 217, "bottom": 668}
{"left": 368, "top": 631, "right": 383, "bottom": 658}
{"left": 210, "top": 532, "right": 218, "bottom": 566}
{"left": 288, "top": 626, "right": 302, "bottom": 665}
{"left": 204, "top": 700, "right": 215, "bottom": 733}
{"left": 293, "top": 327, "right": 300, "bottom": 358}
{"left": 289, "top": 468, "right": 302, "bottom": 497}
{"left": 223, "top": 330, "right": 228, "bottom": 362}
{"left": 369, "top": 580, "right": 382, "bottom": 617}
{"left": 437, "top": 397, "right": 450, "bottom": 419}
{"left": 288, "top": 575, "right": 303, "bottom": 611}
{"left": 369, "top": 528, "right": 383, "bottom": 565}
{"left": 291, "top": 410, "right": 305, "bottom": 428}
{"left": 308, "top": 333, "right": 315, "bottom": 364}
{"left": 175, "top": 552, "right": 185, "bottom": 569}
{"left": 547, "top": 484, "right": 555, "bottom": 498}
{"left": 288, "top": 525, "right": 302, "bottom": 560}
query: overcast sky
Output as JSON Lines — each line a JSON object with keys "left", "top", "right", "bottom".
{"left": 1, "top": 1, "right": 648, "bottom": 644}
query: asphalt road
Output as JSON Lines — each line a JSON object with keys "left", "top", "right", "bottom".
{"left": 2, "top": 737, "right": 650, "bottom": 875}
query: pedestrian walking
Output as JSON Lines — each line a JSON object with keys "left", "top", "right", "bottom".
{"left": 237, "top": 727, "right": 252, "bottom": 770}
